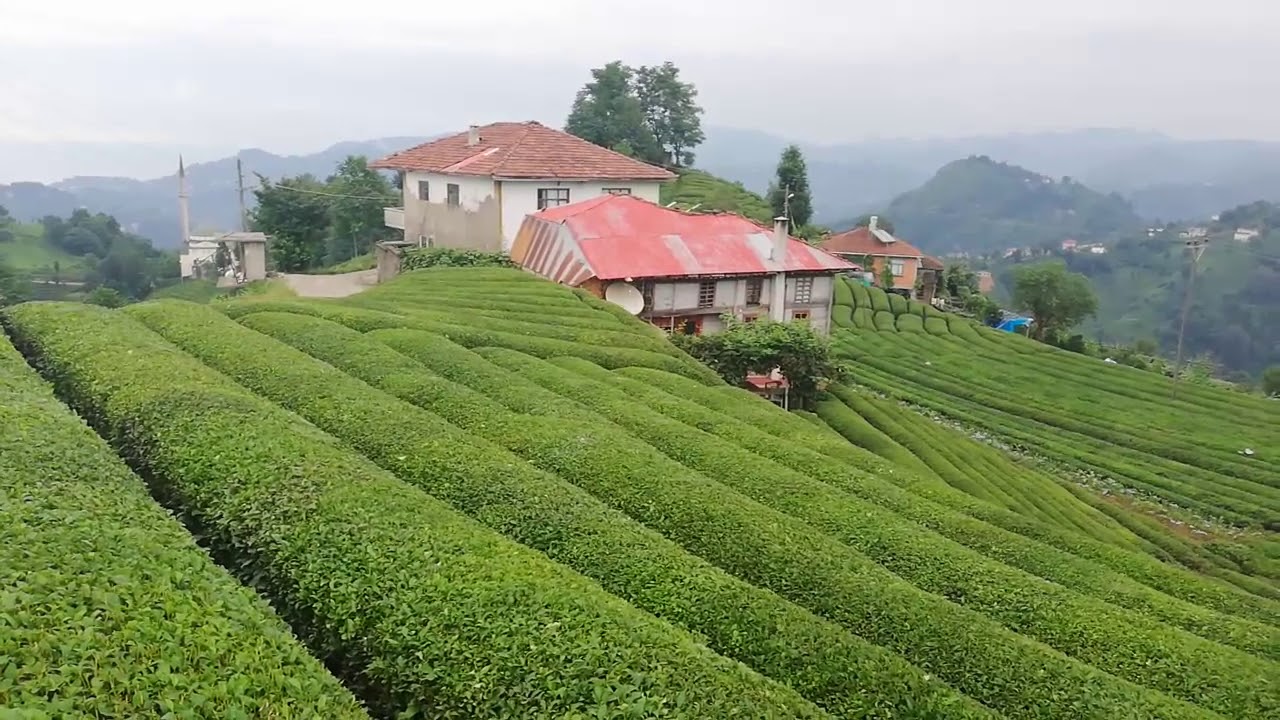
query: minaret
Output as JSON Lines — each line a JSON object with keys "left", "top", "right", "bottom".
{"left": 178, "top": 155, "right": 191, "bottom": 247}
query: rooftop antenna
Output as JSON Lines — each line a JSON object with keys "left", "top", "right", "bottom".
{"left": 1172, "top": 235, "right": 1209, "bottom": 398}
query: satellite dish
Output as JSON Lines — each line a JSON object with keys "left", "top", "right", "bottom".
{"left": 604, "top": 282, "right": 645, "bottom": 314}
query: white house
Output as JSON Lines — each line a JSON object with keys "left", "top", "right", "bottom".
{"left": 371, "top": 121, "right": 676, "bottom": 253}
{"left": 1234, "top": 227, "right": 1261, "bottom": 243}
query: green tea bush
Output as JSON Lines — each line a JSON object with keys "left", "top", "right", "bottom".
{"left": 232, "top": 311, "right": 996, "bottom": 719}
{"left": 471, "top": 347, "right": 1218, "bottom": 720}
{"left": 850, "top": 281, "right": 871, "bottom": 308}
{"left": 888, "top": 293, "right": 909, "bottom": 315}
{"left": 867, "top": 286, "right": 891, "bottom": 313}
{"left": 0, "top": 335, "right": 365, "bottom": 718}
{"left": 10, "top": 301, "right": 820, "bottom": 720}
{"left": 896, "top": 313, "right": 925, "bottom": 333}
{"left": 617, "top": 366, "right": 1280, "bottom": 627}
{"left": 832, "top": 303, "right": 854, "bottom": 328}
{"left": 907, "top": 299, "right": 928, "bottom": 317}
{"left": 852, "top": 308, "right": 875, "bottom": 329}
{"left": 873, "top": 310, "right": 897, "bottom": 331}
{"left": 400, "top": 247, "right": 515, "bottom": 270}
{"left": 925, "top": 317, "right": 951, "bottom": 335}
{"left": 505, "top": 357, "right": 1280, "bottom": 716}
{"left": 833, "top": 277, "right": 854, "bottom": 307}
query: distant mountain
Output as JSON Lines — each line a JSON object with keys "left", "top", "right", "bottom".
{"left": 981, "top": 204, "right": 1280, "bottom": 378}
{"left": 1, "top": 137, "right": 430, "bottom": 247}
{"left": 880, "top": 156, "right": 1143, "bottom": 255}
{"left": 695, "top": 127, "right": 1280, "bottom": 226}
{"left": 5, "top": 126, "right": 1280, "bottom": 247}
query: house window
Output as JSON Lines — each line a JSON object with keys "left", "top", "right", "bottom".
{"left": 537, "top": 187, "right": 571, "bottom": 209}
{"left": 417, "top": 180, "right": 430, "bottom": 201}
{"left": 697, "top": 280, "right": 717, "bottom": 308}
{"left": 446, "top": 183, "right": 460, "bottom": 208}
{"left": 890, "top": 259, "right": 906, "bottom": 277}
{"left": 603, "top": 187, "right": 632, "bottom": 195}
{"left": 745, "top": 278, "right": 763, "bottom": 305}
{"left": 793, "top": 276, "right": 814, "bottom": 303}
{"left": 639, "top": 280, "right": 655, "bottom": 309}
{"left": 791, "top": 311, "right": 811, "bottom": 323}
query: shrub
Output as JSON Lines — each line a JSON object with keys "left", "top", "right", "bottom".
{"left": 9, "top": 301, "right": 818, "bottom": 719}
{"left": 924, "top": 317, "right": 951, "bottom": 335}
{"left": 888, "top": 293, "right": 909, "bottom": 315}
{"left": 515, "top": 356, "right": 1280, "bottom": 717}
{"left": 232, "top": 311, "right": 996, "bottom": 719}
{"left": 896, "top": 313, "right": 925, "bottom": 333}
{"left": 852, "top": 307, "right": 875, "bottom": 329}
{"left": 400, "top": 247, "right": 515, "bottom": 270}
{"left": 832, "top": 303, "right": 854, "bottom": 328}
{"left": 0, "top": 335, "right": 364, "bottom": 718}
{"left": 873, "top": 310, "right": 897, "bottom": 331}
{"left": 472, "top": 346, "right": 1219, "bottom": 720}
{"left": 850, "top": 281, "right": 871, "bottom": 308}
{"left": 833, "top": 277, "right": 854, "bottom": 307}
{"left": 867, "top": 285, "right": 891, "bottom": 313}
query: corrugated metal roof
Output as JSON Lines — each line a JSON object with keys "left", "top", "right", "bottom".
{"left": 535, "top": 195, "right": 853, "bottom": 280}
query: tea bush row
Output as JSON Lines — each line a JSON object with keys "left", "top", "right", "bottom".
{"left": 0, "top": 333, "right": 365, "bottom": 718}
{"left": 9, "top": 301, "right": 816, "bottom": 720}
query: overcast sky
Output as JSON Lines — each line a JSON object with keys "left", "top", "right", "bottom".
{"left": 2, "top": 0, "right": 1278, "bottom": 180}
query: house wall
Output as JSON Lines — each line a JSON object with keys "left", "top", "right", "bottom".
{"left": 642, "top": 273, "right": 835, "bottom": 335}
{"left": 844, "top": 254, "right": 920, "bottom": 292}
{"left": 399, "top": 173, "right": 662, "bottom": 253}
{"left": 401, "top": 171, "right": 502, "bottom": 252}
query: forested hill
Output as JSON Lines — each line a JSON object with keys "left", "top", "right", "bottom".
{"left": 984, "top": 203, "right": 1280, "bottom": 379}
{"left": 886, "top": 156, "right": 1144, "bottom": 255}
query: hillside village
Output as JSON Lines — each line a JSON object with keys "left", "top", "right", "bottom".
{"left": 3, "top": 56, "right": 1280, "bottom": 719}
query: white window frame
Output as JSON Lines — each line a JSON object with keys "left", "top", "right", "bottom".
{"left": 537, "top": 187, "right": 571, "bottom": 209}
{"left": 417, "top": 180, "right": 429, "bottom": 201}
{"left": 890, "top": 259, "right": 906, "bottom": 277}
{"left": 446, "top": 183, "right": 460, "bottom": 208}
{"left": 602, "top": 187, "right": 632, "bottom": 195}
{"left": 696, "top": 280, "right": 717, "bottom": 308}
{"left": 793, "top": 276, "right": 814, "bottom": 304}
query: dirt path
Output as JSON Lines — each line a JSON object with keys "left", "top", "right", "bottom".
{"left": 280, "top": 270, "right": 378, "bottom": 298}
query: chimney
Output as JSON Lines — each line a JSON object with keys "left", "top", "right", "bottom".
{"left": 467, "top": 125, "right": 480, "bottom": 146}
{"left": 869, "top": 215, "right": 878, "bottom": 233}
{"left": 772, "top": 216, "right": 788, "bottom": 262}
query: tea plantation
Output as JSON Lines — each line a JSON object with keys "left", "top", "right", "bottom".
{"left": 2, "top": 267, "right": 1277, "bottom": 718}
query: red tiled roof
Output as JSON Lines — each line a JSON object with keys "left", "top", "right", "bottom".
{"left": 819, "top": 227, "right": 924, "bottom": 259}
{"left": 369, "top": 121, "right": 676, "bottom": 181}
{"left": 525, "top": 194, "right": 853, "bottom": 280}
{"left": 921, "top": 254, "right": 945, "bottom": 271}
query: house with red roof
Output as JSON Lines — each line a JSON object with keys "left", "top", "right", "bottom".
{"left": 371, "top": 121, "right": 675, "bottom": 253}
{"left": 510, "top": 194, "right": 856, "bottom": 335}
{"left": 817, "top": 216, "right": 925, "bottom": 295}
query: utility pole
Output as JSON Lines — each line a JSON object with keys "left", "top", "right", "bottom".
{"left": 1172, "top": 236, "right": 1209, "bottom": 397}
{"left": 236, "top": 156, "right": 247, "bottom": 232}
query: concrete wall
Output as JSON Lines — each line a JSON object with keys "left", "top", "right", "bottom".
{"left": 399, "top": 173, "right": 662, "bottom": 253}
{"left": 402, "top": 172, "right": 502, "bottom": 252}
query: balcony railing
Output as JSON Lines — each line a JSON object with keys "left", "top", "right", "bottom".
{"left": 384, "top": 207, "right": 405, "bottom": 230}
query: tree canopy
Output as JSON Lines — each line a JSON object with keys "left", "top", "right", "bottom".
{"left": 672, "top": 316, "right": 845, "bottom": 409}
{"left": 1262, "top": 366, "right": 1280, "bottom": 397}
{"left": 565, "top": 61, "right": 704, "bottom": 167}
{"left": 767, "top": 145, "right": 813, "bottom": 231}
{"left": 1010, "top": 262, "right": 1098, "bottom": 341}
{"left": 251, "top": 155, "right": 397, "bottom": 272}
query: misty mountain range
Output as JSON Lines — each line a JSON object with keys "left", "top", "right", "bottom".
{"left": 3, "top": 127, "right": 1280, "bottom": 248}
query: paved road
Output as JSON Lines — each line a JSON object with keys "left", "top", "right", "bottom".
{"left": 280, "top": 270, "right": 378, "bottom": 298}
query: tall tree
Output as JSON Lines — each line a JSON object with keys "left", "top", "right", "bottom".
{"left": 767, "top": 145, "right": 813, "bottom": 230}
{"left": 634, "top": 62, "right": 705, "bottom": 167}
{"left": 251, "top": 173, "right": 330, "bottom": 271}
{"left": 1010, "top": 262, "right": 1098, "bottom": 341}
{"left": 565, "top": 62, "right": 661, "bottom": 163}
{"left": 325, "top": 156, "right": 397, "bottom": 265}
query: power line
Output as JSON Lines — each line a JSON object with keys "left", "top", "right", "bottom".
{"left": 247, "top": 181, "right": 396, "bottom": 202}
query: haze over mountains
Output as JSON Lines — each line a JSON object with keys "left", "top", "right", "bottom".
{"left": 3, "top": 126, "right": 1280, "bottom": 249}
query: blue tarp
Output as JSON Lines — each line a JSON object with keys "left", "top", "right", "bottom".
{"left": 996, "top": 317, "right": 1032, "bottom": 332}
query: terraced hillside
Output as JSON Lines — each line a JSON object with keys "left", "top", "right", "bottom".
{"left": 2, "top": 267, "right": 1278, "bottom": 718}
{"left": 829, "top": 277, "right": 1280, "bottom": 597}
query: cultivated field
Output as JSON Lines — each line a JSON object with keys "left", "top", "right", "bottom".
{"left": 2, "top": 267, "right": 1277, "bottom": 718}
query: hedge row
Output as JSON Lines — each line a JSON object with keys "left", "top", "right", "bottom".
{"left": 873, "top": 310, "right": 897, "bottom": 331}
{"left": 12, "top": 301, "right": 821, "bottom": 720}
{"left": 231, "top": 310, "right": 996, "bottom": 719}
{"left": 832, "top": 303, "right": 854, "bottom": 329}
{"left": 849, "top": 280, "right": 871, "bottom": 308}
{"left": 867, "top": 286, "right": 891, "bottom": 313}
{"left": 925, "top": 317, "right": 951, "bottom": 335}
{"left": 896, "top": 313, "right": 925, "bottom": 333}
{"left": 887, "top": 293, "right": 909, "bottom": 315}
{"left": 0, "top": 333, "right": 365, "bottom": 718}
{"left": 832, "top": 277, "right": 854, "bottom": 307}
{"left": 852, "top": 307, "right": 874, "bottom": 329}
{"left": 465, "top": 346, "right": 1217, "bottom": 719}
{"left": 616, "top": 366, "right": 1280, "bottom": 626}
{"left": 504, "top": 356, "right": 1280, "bottom": 714}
